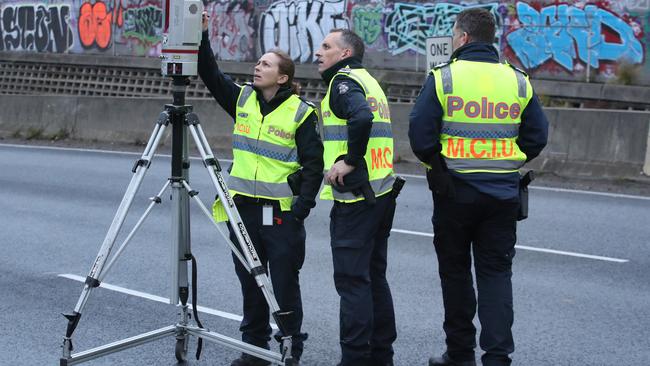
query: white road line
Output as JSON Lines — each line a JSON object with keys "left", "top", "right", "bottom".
{"left": 396, "top": 173, "right": 650, "bottom": 201}
{"left": 3, "top": 143, "right": 648, "bottom": 200}
{"left": 528, "top": 186, "right": 650, "bottom": 201}
{"left": 390, "top": 229, "right": 629, "bottom": 263}
{"left": 0, "top": 143, "right": 233, "bottom": 163}
{"left": 58, "top": 273, "right": 277, "bottom": 329}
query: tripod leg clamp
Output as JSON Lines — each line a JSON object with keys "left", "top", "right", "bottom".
{"left": 85, "top": 276, "right": 100, "bottom": 288}
{"left": 281, "top": 336, "right": 293, "bottom": 363}
{"left": 203, "top": 157, "right": 222, "bottom": 172}
{"left": 131, "top": 159, "right": 150, "bottom": 173}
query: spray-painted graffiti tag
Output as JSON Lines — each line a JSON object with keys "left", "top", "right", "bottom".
{"left": 507, "top": 2, "right": 644, "bottom": 70}
{"left": 78, "top": 0, "right": 124, "bottom": 50}
{"left": 353, "top": 4, "right": 383, "bottom": 45}
{"left": 0, "top": 4, "right": 73, "bottom": 52}
{"left": 123, "top": 5, "right": 162, "bottom": 44}
{"left": 384, "top": 2, "right": 499, "bottom": 55}
{"left": 206, "top": 0, "right": 254, "bottom": 61}
{"left": 260, "top": 0, "right": 348, "bottom": 62}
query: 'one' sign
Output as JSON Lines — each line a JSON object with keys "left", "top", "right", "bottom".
{"left": 426, "top": 36, "right": 453, "bottom": 69}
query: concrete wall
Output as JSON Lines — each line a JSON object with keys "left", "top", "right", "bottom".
{"left": 1, "top": 0, "right": 650, "bottom": 85}
{"left": 1, "top": 95, "right": 649, "bottom": 179}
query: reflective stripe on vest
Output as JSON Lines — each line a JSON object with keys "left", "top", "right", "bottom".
{"left": 432, "top": 61, "right": 531, "bottom": 174}
{"left": 320, "top": 67, "right": 394, "bottom": 202}
{"left": 325, "top": 175, "right": 396, "bottom": 201}
{"left": 228, "top": 175, "right": 293, "bottom": 198}
{"left": 441, "top": 120, "right": 519, "bottom": 139}
{"left": 232, "top": 134, "right": 298, "bottom": 162}
{"left": 322, "top": 122, "right": 393, "bottom": 141}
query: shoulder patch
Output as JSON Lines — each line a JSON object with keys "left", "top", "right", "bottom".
{"left": 337, "top": 82, "right": 349, "bottom": 94}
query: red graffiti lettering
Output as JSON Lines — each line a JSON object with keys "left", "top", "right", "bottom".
{"left": 78, "top": 1, "right": 123, "bottom": 50}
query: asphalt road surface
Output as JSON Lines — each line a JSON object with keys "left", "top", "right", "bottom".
{"left": 1, "top": 143, "right": 649, "bottom": 366}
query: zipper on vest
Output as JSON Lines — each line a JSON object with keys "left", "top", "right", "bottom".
{"left": 253, "top": 114, "right": 265, "bottom": 196}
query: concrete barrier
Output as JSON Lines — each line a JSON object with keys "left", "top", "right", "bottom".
{"left": 1, "top": 95, "right": 649, "bottom": 179}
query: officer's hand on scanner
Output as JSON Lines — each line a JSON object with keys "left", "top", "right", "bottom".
{"left": 202, "top": 11, "right": 209, "bottom": 32}
{"left": 326, "top": 160, "right": 355, "bottom": 186}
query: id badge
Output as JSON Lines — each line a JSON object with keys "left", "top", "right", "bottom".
{"left": 262, "top": 205, "right": 273, "bottom": 226}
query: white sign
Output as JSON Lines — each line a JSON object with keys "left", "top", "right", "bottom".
{"left": 426, "top": 36, "right": 453, "bottom": 69}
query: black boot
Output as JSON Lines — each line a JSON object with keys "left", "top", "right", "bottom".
{"left": 429, "top": 352, "right": 476, "bottom": 366}
{"left": 230, "top": 353, "right": 271, "bottom": 366}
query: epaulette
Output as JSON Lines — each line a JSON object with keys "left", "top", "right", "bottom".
{"left": 338, "top": 67, "right": 352, "bottom": 74}
{"left": 433, "top": 60, "right": 451, "bottom": 70}
{"left": 298, "top": 97, "right": 316, "bottom": 108}
{"left": 234, "top": 81, "right": 253, "bottom": 88}
{"left": 506, "top": 63, "right": 528, "bottom": 77}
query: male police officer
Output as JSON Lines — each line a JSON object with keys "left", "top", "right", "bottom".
{"left": 315, "top": 29, "right": 398, "bottom": 366}
{"left": 409, "top": 8, "right": 548, "bottom": 366}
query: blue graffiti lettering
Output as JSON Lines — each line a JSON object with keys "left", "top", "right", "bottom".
{"left": 507, "top": 3, "right": 644, "bottom": 70}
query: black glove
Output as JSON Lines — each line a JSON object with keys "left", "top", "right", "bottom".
{"left": 426, "top": 155, "right": 456, "bottom": 199}
{"left": 290, "top": 201, "right": 310, "bottom": 222}
{"left": 426, "top": 169, "right": 456, "bottom": 198}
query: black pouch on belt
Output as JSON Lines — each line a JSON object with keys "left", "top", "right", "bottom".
{"left": 518, "top": 170, "right": 535, "bottom": 221}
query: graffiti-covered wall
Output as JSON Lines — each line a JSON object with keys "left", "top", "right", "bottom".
{"left": 1, "top": 0, "right": 649, "bottom": 84}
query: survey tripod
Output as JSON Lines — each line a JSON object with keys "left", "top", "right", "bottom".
{"left": 61, "top": 76, "right": 296, "bottom": 365}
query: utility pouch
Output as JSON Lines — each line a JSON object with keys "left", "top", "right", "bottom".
{"left": 518, "top": 171, "right": 535, "bottom": 221}
{"left": 390, "top": 176, "right": 406, "bottom": 199}
{"left": 287, "top": 169, "right": 303, "bottom": 196}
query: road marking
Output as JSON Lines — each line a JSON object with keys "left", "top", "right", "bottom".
{"left": 2, "top": 143, "right": 648, "bottom": 200}
{"left": 0, "top": 143, "right": 233, "bottom": 163}
{"left": 397, "top": 174, "right": 650, "bottom": 201}
{"left": 390, "top": 229, "right": 629, "bottom": 263}
{"left": 528, "top": 186, "right": 650, "bottom": 201}
{"left": 58, "top": 273, "right": 277, "bottom": 329}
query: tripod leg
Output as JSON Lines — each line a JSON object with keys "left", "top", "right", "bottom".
{"left": 100, "top": 181, "right": 170, "bottom": 281}
{"left": 185, "top": 115, "right": 295, "bottom": 363}
{"left": 62, "top": 113, "right": 170, "bottom": 355}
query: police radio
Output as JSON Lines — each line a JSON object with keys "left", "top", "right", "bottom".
{"left": 160, "top": 0, "right": 202, "bottom": 77}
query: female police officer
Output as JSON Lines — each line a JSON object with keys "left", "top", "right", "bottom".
{"left": 199, "top": 12, "right": 323, "bottom": 366}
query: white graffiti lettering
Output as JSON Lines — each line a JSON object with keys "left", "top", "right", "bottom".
{"left": 260, "top": 0, "right": 348, "bottom": 62}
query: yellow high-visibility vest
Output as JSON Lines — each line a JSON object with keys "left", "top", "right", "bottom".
{"left": 431, "top": 60, "right": 532, "bottom": 173}
{"left": 320, "top": 67, "right": 394, "bottom": 202}
{"left": 212, "top": 85, "right": 314, "bottom": 221}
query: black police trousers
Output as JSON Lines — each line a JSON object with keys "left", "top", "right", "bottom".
{"left": 329, "top": 194, "right": 397, "bottom": 366}
{"left": 432, "top": 192, "right": 519, "bottom": 366}
{"left": 228, "top": 200, "right": 307, "bottom": 359}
